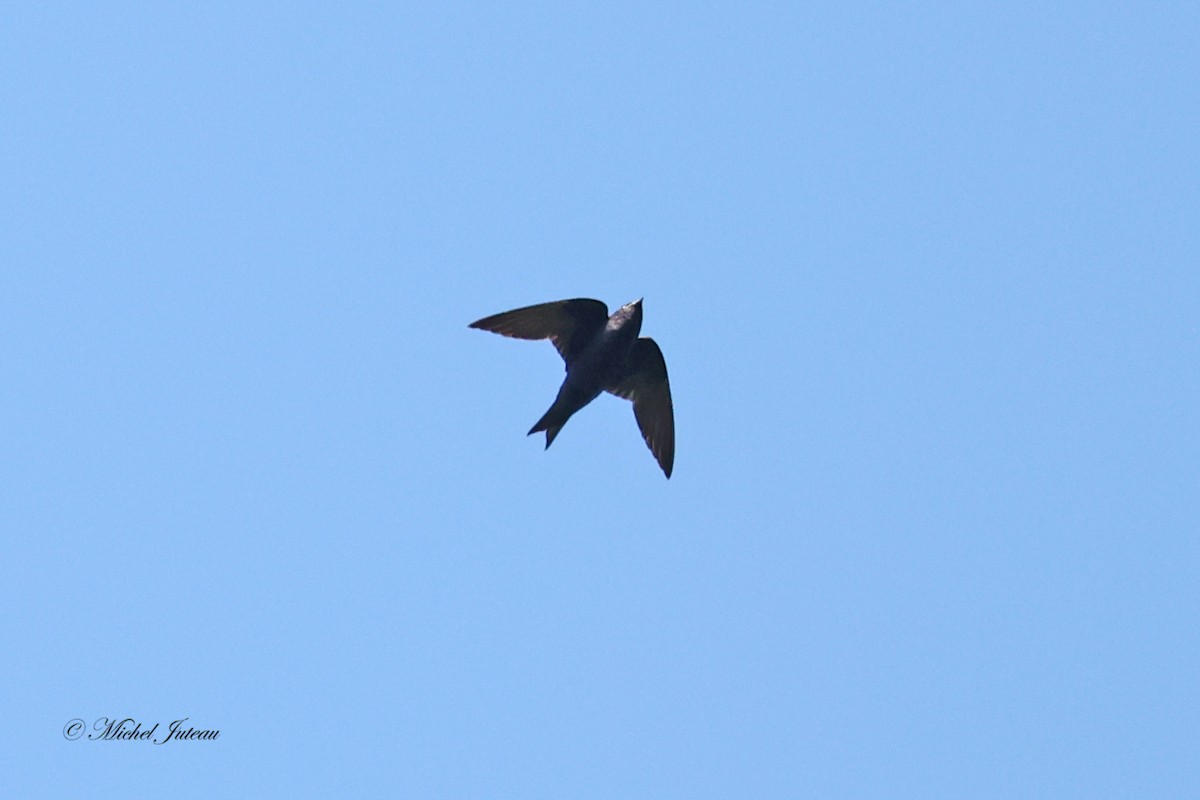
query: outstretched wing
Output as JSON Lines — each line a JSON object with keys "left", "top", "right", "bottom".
{"left": 469, "top": 299, "right": 609, "bottom": 362}
{"left": 606, "top": 337, "right": 675, "bottom": 478}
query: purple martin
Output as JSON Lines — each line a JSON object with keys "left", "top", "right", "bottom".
{"left": 469, "top": 298, "right": 675, "bottom": 478}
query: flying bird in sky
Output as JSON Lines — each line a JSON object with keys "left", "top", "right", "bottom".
{"left": 469, "top": 298, "right": 675, "bottom": 478}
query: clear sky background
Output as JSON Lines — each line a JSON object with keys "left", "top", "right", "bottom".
{"left": 3, "top": 3, "right": 1197, "bottom": 797}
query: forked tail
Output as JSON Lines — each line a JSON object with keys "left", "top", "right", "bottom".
{"left": 528, "top": 403, "right": 569, "bottom": 449}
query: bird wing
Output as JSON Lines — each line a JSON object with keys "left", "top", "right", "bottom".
{"left": 469, "top": 299, "right": 609, "bottom": 362}
{"left": 606, "top": 337, "right": 675, "bottom": 478}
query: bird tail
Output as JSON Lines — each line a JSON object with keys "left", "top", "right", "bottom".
{"left": 528, "top": 403, "right": 569, "bottom": 449}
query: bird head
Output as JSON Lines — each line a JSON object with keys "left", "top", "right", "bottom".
{"left": 607, "top": 298, "right": 644, "bottom": 336}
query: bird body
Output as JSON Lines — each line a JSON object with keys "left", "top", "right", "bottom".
{"left": 470, "top": 298, "right": 675, "bottom": 478}
{"left": 527, "top": 301, "right": 641, "bottom": 446}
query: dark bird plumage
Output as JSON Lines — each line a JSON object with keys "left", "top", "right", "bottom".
{"left": 469, "top": 298, "right": 675, "bottom": 478}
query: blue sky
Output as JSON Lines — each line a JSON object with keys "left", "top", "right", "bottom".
{"left": 3, "top": 2, "right": 1197, "bottom": 797}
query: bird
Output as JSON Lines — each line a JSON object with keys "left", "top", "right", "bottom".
{"left": 469, "top": 298, "right": 675, "bottom": 478}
